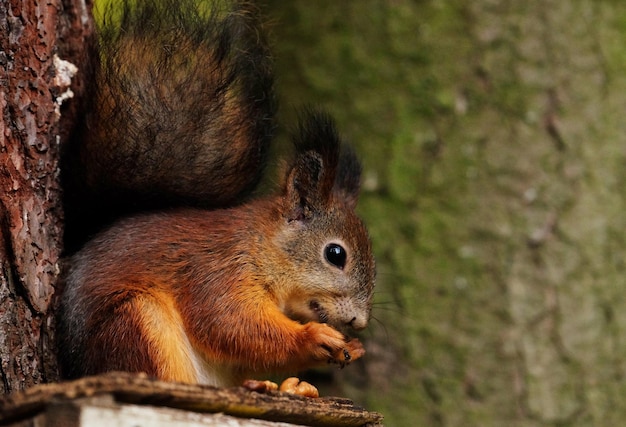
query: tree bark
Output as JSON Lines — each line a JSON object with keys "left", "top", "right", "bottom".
{"left": 0, "top": 0, "right": 92, "bottom": 393}
{"left": 264, "top": 1, "right": 626, "bottom": 426}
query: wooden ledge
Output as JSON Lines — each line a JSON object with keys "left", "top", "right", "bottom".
{"left": 0, "top": 372, "right": 383, "bottom": 426}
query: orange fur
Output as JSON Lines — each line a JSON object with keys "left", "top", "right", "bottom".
{"left": 134, "top": 290, "right": 198, "bottom": 383}
{"left": 60, "top": 197, "right": 372, "bottom": 386}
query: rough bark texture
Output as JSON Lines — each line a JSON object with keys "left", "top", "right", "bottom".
{"left": 0, "top": 0, "right": 92, "bottom": 393}
{"left": 265, "top": 1, "right": 626, "bottom": 426}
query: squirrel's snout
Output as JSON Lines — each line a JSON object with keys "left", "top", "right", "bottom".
{"left": 347, "top": 315, "right": 368, "bottom": 331}
{"left": 310, "top": 298, "right": 369, "bottom": 331}
{"left": 334, "top": 296, "right": 369, "bottom": 331}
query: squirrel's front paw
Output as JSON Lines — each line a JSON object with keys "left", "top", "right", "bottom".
{"left": 333, "top": 337, "right": 365, "bottom": 367}
{"left": 304, "top": 322, "right": 365, "bottom": 367}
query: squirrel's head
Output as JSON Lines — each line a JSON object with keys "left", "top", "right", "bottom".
{"left": 269, "top": 110, "right": 376, "bottom": 333}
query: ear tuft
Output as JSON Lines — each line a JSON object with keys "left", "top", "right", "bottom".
{"left": 282, "top": 109, "right": 362, "bottom": 220}
{"left": 293, "top": 109, "right": 341, "bottom": 191}
{"left": 334, "top": 145, "right": 362, "bottom": 209}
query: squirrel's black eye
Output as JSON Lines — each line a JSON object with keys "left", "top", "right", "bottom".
{"left": 325, "top": 243, "right": 346, "bottom": 270}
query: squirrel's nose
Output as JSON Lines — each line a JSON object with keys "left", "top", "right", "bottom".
{"left": 347, "top": 315, "right": 368, "bottom": 331}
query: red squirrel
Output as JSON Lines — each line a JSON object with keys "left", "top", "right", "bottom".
{"left": 57, "top": 0, "right": 376, "bottom": 393}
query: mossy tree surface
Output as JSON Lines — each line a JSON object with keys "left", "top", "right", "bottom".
{"left": 264, "top": 1, "right": 626, "bottom": 426}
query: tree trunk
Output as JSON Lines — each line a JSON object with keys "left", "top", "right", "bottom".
{"left": 265, "top": 1, "right": 626, "bottom": 426}
{"left": 0, "top": 0, "right": 92, "bottom": 393}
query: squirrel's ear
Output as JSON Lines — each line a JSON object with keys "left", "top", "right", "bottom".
{"left": 282, "top": 110, "right": 339, "bottom": 221}
{"left": 283, "top": 152, "right": 327, "bottom": 222}
{"left": 282, "top": 109, "right": 362, "bottom": 220}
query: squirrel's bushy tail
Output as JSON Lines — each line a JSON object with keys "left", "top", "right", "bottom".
{"left": 62, "top": 0, "right": 275, "bottom": 253}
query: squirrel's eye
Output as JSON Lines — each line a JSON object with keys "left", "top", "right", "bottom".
{"left": 324, "top": 243, "right": 347, "bottom": 270}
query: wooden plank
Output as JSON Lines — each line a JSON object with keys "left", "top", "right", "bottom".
{"left": 45, "top": 395, "right": 299, "bottom": 427}
{"left": 0, "top": 372, "right": 383, "bottom": 427}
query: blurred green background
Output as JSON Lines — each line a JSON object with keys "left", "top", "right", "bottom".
{"left": 263, "top": 1, "right": 626, "bottom": 426}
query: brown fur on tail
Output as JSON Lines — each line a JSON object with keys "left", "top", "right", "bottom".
{"left": 61, "top": 0, "right": 275, "bottom": 253}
